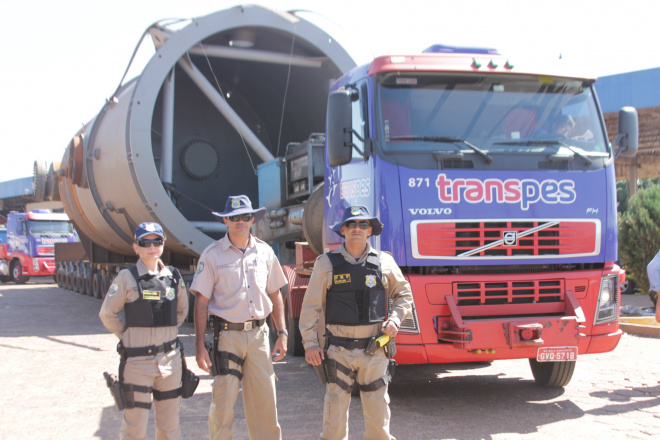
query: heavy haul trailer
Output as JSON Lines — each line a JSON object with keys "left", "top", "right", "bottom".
{"left": 53, "top": 5, "right": 355, "bottom": 297}
{"left": 52, "top": 5, "right": 637, "bottom": 387}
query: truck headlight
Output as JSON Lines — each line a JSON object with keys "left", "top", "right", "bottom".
{"left": 594, "top": 274, "right": 618, "bottom": 325}
{"left": 33, "top": 259, "right": 40, "bottom": 271}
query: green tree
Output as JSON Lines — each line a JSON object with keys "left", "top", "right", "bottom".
{"left": 618, "top": 184, "right": 660, "bottom": 293}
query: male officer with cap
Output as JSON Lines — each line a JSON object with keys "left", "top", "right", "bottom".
{"left": 190, "top": 195, "right": 288, "bottom": 440}
{"left": 299, "top": 205, "right": 413, "bottom": 440}
{"left": 99, "top": 222, "right": 189, "bottom": 440}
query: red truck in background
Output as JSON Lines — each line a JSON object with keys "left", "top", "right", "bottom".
{"left": 0, "top": 210, "right": 77, "bottom": 284}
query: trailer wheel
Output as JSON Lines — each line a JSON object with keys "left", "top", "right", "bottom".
{"left": 55, "top": 268, "right": 63, "bottom": 287}
{"left": 529, "top": 359, "right": 575, "bottom": 387}
{"left": 65, "top": 269, "right": 73, "bottom": 291}
{"left": 101, "top": 274, "right": 110, "bottom": 298}
{"left": 10, "top": 261, "right": 29, "bottom": 284}
{"left": 76, "top": 271, "right": 85, "bottom": 294}
{"left": 92, "top": 272, "right": 102, "bottom": 299}
{"left": 84, "top": 271, "right": 93, "bottom": 296}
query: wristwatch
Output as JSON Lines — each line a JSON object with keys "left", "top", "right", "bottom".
{"left": 278, "top": 329, "right": 289, "bottom": 336}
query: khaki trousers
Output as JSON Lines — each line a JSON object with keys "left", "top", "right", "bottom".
{"left": 322, "top": 345, "right": 393, "bottom": 440}
{"left": 209, "top": 324, "right": 281, "bottom": 440}
{"left": 120, "top": 350, "right": 183, "bottom": 440}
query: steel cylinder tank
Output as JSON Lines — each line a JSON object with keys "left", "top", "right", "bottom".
{"left": 57, "top": 5, "right": 355, "bottom": 260}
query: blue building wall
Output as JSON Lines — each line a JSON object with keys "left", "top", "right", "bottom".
{"left": 595, "top": 67, "right": 660, "bottom": 113}
{"left": 0, "top": 177, "right": 33, "bottom": 199}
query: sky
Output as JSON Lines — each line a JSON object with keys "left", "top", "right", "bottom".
{"left": 1, "top": 0, "right": 658, "bottom": 183}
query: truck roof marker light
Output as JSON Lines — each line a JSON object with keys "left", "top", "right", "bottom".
{"left": 489, "top": 59, "right": 499, "bottom": 68}
{"left": 423, "top": 44, "right": 500, "bottom": 55}
{"left": 472, "top": 58, "right": 482, "bottom": 68}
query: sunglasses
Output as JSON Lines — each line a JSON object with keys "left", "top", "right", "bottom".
{"left": 137, "top": 238, "right": 164, "bottom": 248}
{"left": 227, "top": 214, "right": 254, "bottom": 222}
{"left": 345, "top": 220, "right": 371, "bottom": 230}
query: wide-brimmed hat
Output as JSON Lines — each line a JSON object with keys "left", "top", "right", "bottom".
{"left": 212, "top": 195, "right": 266, "bottom": 222}
{"left": 134, "top": 222, "right": 165, "bottom": 240}
{"left": 330, "top": 205, "right": 384, "bottom": 238}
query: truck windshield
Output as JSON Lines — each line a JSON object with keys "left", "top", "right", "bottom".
{"left": 375, "top": 72, "right": 608, "bottom": 157}
{"left": 28, "top": 220, "right": 74, "bottom": 237}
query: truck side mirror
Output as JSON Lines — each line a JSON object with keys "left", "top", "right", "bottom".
{"left": 326, "top": 90, "right": 353, "bottom": 167}
{"left": 614, "top": 106, "right": 638, "bottom": 158}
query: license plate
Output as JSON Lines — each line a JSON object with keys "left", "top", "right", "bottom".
{"left": 536, "top": 346, "right": 578, "bottom": 362}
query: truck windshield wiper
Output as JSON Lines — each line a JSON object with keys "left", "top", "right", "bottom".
{"left": 390, "top": 136, "right": 492, "bottom": 164}
{"left": 492, "top": 140, "right": 592, "bottom": 165}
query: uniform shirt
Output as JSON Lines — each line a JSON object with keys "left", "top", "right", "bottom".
{"left": 98, "top": 259, "right": 189, "bottom": 348}
{"left": 189, "top": 234, "right": 287, "bottom": 322}
{"left": 647, "top": 249, "right": 660, "bottom": 292}
{"left": 299, "top": 243, "right": 413, "bottom": 350}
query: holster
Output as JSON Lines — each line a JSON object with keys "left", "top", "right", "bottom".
{"left": 205, "top": 342, "right": 219, "bottom": 376}
{"left": 103, "top": 371, "right": 126, "bottom": 411}
{"left": 385, "top": 336, "right": 397, "bottom": 359}
{"left": 313, "top": 360, "right": 328, "bottom": 385}
{"left": 182, "top": 368, "right": 199, "bottom": 398}
{"left": 180, "top": 342, "right": 199, "bottom": 398}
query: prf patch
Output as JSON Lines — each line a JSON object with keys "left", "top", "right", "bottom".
{"left": 334, "top": 274, "right": 351, "bottom": 284}
{"left": 365, "top": 275, "right": 377, "bottom": 288}
{"left": 142, "top": 290, "right": 161, "bottom": 301}
{"left": 194, "top": 262, "right": 204, "bottom": 277}
{"left": 165, "top": 288, "right": 176, "bottom": 301}
{"left": 107, "top": 282, "right": 119, "bottom": 297}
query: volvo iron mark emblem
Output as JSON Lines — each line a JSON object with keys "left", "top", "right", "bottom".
{"left": 503, "top": 231, "right": 518, "bottom": 246}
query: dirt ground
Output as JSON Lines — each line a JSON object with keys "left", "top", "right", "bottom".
{"left": 0, "top": 280, "right": 658, "bottom": 439}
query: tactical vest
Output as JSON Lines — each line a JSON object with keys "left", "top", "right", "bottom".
{"left": 325, "top": 250, "right": 387, "bottom": 326}
{"left": 124, "top": 266, "right": 180, "bottom": 327}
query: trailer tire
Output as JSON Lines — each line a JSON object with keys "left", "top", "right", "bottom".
{"left": 65, "top": 270, "right": 73, "bottom": 291}
{"left": 76, "top": 271, "right": 85, "bottom": 294}
{"left": 11, "top": 261, "right": 28, "bottom": 284}
{"left": 83, "top": 271, "right": 91, "bottom": 296}
{"left": 101, "top": 274, "right": 110, "bottom": 298}
{"left": 529, "top": 359, "right": 575, "bottom": 387}
{"left": 92, "top": 272, "right": 102, "bottom": 299}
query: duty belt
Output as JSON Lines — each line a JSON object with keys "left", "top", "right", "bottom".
{"left": 326, "top": 335, "right": 372, "bottom": 350}
{"left": 211, "top": 315, "right": 266, "bottom": 331}
{"left": 118, "top": 338, "right": 179, "bottom": 357}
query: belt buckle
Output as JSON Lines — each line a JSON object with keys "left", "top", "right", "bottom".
{"left": 244, "top": 321, "right": 253, "bottom": 331}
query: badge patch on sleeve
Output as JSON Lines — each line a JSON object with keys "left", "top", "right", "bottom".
{"left": 194, "top": 262, "right": 204, "bottom": 276}
{"left": 365, "top": 275, "right": 377, "bottom": 288}
{"left": 165, "top": 288, "right": 176, "bottom": 301}
{"left": 142, "top": 290, "right": 161, "bottom": 300}
{"left": 107, "top": 282, "right": 119, "bottom": 297}
{"left": 334, "top": 274, "right": 351, "bottom": 284}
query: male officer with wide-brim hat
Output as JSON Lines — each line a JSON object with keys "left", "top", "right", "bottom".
{"left": 190, "top": 194, "right": 288, "bottom": 440}
{"left": 299, "top": 205, "right": 412, "bottom": 440}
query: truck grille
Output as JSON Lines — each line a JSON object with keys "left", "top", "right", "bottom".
{"left": 412, "top": 219, "right": 599, "bottom": 259}
{"left": 455, "top": 279, "right": 563, "bottom": 306}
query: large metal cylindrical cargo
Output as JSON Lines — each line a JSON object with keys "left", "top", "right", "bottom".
{"left": 57, "top": 5, "right": 355, "bottom": 261}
